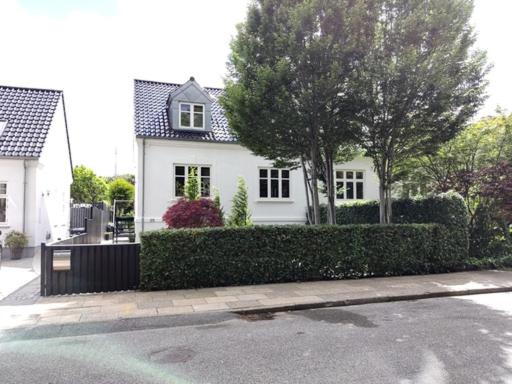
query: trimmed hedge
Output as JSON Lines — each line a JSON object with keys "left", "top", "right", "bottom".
{"left": 140, "top": 223, "right": 466, "bottom": 291}
{"left": 320, "top": 192, "right": 468, "bottom": 228}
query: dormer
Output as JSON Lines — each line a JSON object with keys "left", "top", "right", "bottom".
{"left": 167, "top": 77, "right": 213, "bottom": 132}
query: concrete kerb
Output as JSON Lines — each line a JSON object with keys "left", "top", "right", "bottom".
{"left": 232, "top": 286, "right": 512, "bottom": 316}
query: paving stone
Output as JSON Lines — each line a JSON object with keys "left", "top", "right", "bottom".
{"left": 157, "top": 306, "right": 194, "bottom": 315}
{"left": 173, "top": 298, "right": 207, "bottom": 306}
{"left": 192, "top": 303, "right": 230, "bottom": 312}
{"left": 227, "top": 300, "right": 262, "bottom": 309}
{"left": 205, "top": 296, "right": 239, "bottom": 304}
{"left": 235, "top": 294, "right": 268, "bottom": 301}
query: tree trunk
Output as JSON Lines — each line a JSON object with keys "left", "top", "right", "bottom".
{"left": 377, "top": 158, "right": 392, "bottom": 224}
{"left": 301, "top": 157, "right": 313, "bottom": 225}
{"left": 324, "top": 151, "right": 336, "bottom": 225}
{"left": 310, "top": 146, "right": 321, "bottom": 225}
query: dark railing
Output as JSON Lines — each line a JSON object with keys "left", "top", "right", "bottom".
{"left": 41, "top": 242, "right": 140, "bottom": 296}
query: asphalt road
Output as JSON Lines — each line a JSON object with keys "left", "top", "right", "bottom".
{"left": 1, "top": 292, "right": 512, "bottom": 384}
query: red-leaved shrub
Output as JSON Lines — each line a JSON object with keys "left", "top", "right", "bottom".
{"left": 162, "top": 198, "right": 224, "bottom": 229}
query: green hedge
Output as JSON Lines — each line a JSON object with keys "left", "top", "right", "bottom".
{"left": 140, "top": 223, "right": 466, "bottom": 291}
{"left": 320, "top": 192, "right": 468, "bottom": 228}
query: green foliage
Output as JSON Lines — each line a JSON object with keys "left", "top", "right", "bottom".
{"left": 213, "top": 188, "right": 224, "bottom": 224}
{"left": 227, "top": 177, "right": 252, "bottom": 227}
{"left": 320, "top": 193, "right": 468, "bottom": 227}
{"left": 221, "top": 0, "right": 375, "bottom": 223}
{"left": 184, "top": 168, "right": 200, "bottom": 201}
{"left": 71, "top": 165, "right": 107, "bottom": 204}
{"left": 4, "top": 231, "right": 28, "bottom": 249}
{"left": 348, "top": 0, "right": 489, "bottom": 223}
{"left": 103, "top": 174, "right": 135, "bottom": 185}
{"left": 139, "top": 224, "right": 464, "bottom": 291}
{"left": 107, "top": 178, "right": 135, "bottom": 205}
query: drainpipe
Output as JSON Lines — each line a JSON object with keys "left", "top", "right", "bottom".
{"left": 141, "top": 138, "right": 146, "bottom": 233}
{"left": 22, "top": 160, "right": 27, "bottom": 233}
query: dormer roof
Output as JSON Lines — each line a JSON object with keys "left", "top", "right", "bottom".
{"left": 134, "top": 78, "right": 237, "bottom": 143}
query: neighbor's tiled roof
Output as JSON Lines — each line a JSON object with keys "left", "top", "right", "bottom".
{"left": 134, "top": 79, "right": 237, "bottom": 143}
{"left": 0, "top": 85, "right": 62, "bottom": 158}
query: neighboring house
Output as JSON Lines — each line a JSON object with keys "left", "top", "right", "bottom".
{"left": 134, "top": 77, "right": 379, "bottom": 233}
{"left": 0, "top": 85, "right": 73, "bottom": 258}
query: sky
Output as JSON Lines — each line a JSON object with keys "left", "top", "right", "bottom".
{"left": 0, "top": 0, "right": 510, "bottom": 176}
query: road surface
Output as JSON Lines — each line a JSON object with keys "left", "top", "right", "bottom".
{"left": 1, "top": 292, "right": 512, "bottom": 383}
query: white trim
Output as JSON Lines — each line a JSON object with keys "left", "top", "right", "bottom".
{"left": 257, "top": 167, "right": 291, "bottom": 200}
{"left": 178, "top": 102, "right": 205, "bottom": 130}
{"left": 173, "top": 163, "right": 212, "bottom": 199}
{"left": 335, "top": 169, "right": 365, "bottom": 200}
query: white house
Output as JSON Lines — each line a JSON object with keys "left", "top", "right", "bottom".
{"left": 134, "top": 77, "right": 379, "bottom": 233}
{"left": 0, "top": 85, "right": 73, "bottom": 258}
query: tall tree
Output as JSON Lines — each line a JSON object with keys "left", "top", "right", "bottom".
{"left": 350, "top": 0, "right": 489, "bottom": 223}
{"left": 221, "top": 0, "right": 375, "bottom": 224}
{"left": 71, "top": 165, "right": 107, "bottom": 204}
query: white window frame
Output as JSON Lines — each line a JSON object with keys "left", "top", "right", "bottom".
{"left": 335, "top": 170, "right": 365, "bottom": 200}
{"left": 0, "top": 182, "right": 7, "bottom": 224}
{"left": 258, "top": 168, "right": 291, "bottom": 200}
{"left": 173, "top": 164, "right": 211, "bottom": 198}
{"left": 178, "top": 102, "right": 205, "bottom": 130}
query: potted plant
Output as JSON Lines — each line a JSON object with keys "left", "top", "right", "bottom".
{"left": 5, "top": 231, "right": 28, "bottom": 260}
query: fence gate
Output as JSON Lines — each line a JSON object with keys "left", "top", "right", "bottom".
{"left": 41, "top": 243, "right": 140, "bottom": 296}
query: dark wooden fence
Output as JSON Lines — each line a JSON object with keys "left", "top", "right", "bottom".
{"left": 40, "top": 242, "right": 140, "bottom": 296}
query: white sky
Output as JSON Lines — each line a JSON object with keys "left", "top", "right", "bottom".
{"left": 0, "top": 0, "right": 510, "bottom": 176}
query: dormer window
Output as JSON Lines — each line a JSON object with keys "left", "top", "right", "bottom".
{"left": 179, "top": 103, "right": 204, "bottom": 129}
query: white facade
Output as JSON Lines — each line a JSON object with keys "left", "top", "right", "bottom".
{"left": 0, "top": 98, "right": 72, "bottom": 250}
{"left": 135, "top": 138, "right": 379, "bottom": 234}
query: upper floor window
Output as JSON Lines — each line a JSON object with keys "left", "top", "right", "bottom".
{"left": 0, "top": 183, "right": 7, "bottom": 223}
{"left": 179, "top": 103, "right": 204, "bottom": 129}
{"left": 259, "top": 168, "right": 290, "bottom": 199}
{"left": 174, "top": 165, "right": 210, "bottom": 198}
{"left": 336, "top": 170, "right": 364, "bottom": 200}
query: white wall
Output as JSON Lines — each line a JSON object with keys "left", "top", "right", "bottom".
{"left": 35, "top": 97, "right": 72, "bottom": 244}
{"left": 135, "top": 138, "right": 380, "bottom": 234}
{"left": 0, "top": 159, "right": 26, "bottom": 244}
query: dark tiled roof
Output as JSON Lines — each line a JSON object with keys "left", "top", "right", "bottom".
{"left": 0, "top": 85, "right": 62, "bottom": 158}
{"left": 134, "top": 79, "right": 237, "bottom": 143}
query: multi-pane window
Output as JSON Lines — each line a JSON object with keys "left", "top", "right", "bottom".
{"left": 335, "top": 170, "right": 364, "bottom": 200}
{"left": 179, "top": 103, "right": 204, "bottom": 129}
{"left": 0, "top": 183, "right": 6, "bottom": 223}
{"left": 174, "top": 165, "right": 211, "bottom": 197}
{"left": 259, "top": 168, "right": 290, "bottom": 199}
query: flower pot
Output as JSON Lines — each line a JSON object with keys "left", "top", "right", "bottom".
{"left": 11, "top": 248, "right": 23, "bottom": 260}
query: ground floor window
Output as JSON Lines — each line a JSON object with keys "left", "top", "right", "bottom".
{"left": 0, "top": 182, "right": 6, "bottom": 223}
{"left": 174, "top": 165, "right": 211, "bottom": 198}
{"left": 335, "top": 170, "right": 364, "bottom": 200}
{"left": 259, "top": 168, "right": 290, "bottom": 199}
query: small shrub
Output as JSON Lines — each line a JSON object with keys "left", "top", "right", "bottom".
{"left": 162, "top": 198, "right": 223, "bottom": 229}
{"left": 184, "top": 168, "right": 200, "bottom": 201}
{"left": 140, "top": 224, "right": 463, "bottom": 291}
{"left": 227, "top": 177, "right": 252, "bottom": 227}
{"left": 4, "top": 230, "right": 28, "bottom": 249}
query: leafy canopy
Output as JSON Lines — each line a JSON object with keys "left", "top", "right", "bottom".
{"left": 71, "top": 165, "right": 107, "bottom": 204}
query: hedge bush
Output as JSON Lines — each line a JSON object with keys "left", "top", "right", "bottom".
{"left": 320, "top": 192, "right": 468, "bottom": 228}
{"left": 140, "top": 223, "right": 465, "bottom": 291}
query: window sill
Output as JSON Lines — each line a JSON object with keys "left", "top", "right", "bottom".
{"left": 255, "top": 199, "right": 295, "bottom": 203}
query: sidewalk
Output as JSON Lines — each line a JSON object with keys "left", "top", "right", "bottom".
{"left": 1, "top": 270, "right": 512, "bottom": 330}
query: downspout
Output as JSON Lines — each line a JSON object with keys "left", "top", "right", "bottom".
{"left": 141, "top": 138, "right": 146, "bottom": 233}
{"left": 61, "top": 93, "right": 74, "bottom": 177}
{"left": 22, "top": 160, "right": 27, "bottom": 233}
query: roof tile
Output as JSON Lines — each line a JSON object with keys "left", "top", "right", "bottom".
{"left": 0, "top": 85, "right": 62, "bottom": 158}
{"left": 134, "top": 79, "right": 237, "bottom": 143}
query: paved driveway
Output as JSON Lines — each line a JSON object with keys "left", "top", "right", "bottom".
{"left": 0, "top": 256, "right": 39, "bottom": 301}
{"left": 1, "top": 292, "right": 512, "bottom": 383}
